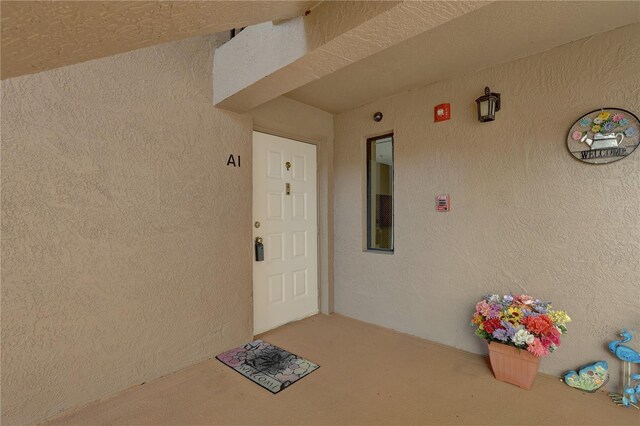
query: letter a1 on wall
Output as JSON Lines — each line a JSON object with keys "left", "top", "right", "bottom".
{"left": 227, "top": 154, "right": 240, "bottom": 167}
{"left": 567, "top": 108, "right": 640, "bottom": 164}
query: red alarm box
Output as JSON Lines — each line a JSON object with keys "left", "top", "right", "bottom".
{"left": 434, "top": 103, "right": 451, "bottom": 122}
{"left": 437, "top": 194, "right": 450, "bottom": 212}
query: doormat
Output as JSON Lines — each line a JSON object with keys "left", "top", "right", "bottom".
{"left": 216, "top": 340, "right": 319, "bottom": 394}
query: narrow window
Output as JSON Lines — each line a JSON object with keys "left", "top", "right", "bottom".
{"left": 366, "top": 134, "right": 394, "bottom": 251}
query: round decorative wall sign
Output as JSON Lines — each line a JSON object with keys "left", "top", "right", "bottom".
{"left": 567, "top": 108, "right": 639, "bottom": 164}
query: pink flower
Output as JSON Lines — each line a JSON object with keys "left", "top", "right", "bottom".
{"left": 527, "top": 338, "right": 550, "bottom": 357}
{"left": 218, "top": 348, "right": 247, "bottom": 367}
{"left": 571, "top": 131, "right": 582, "bottom": 141}
{"left": 542, "top": 328, "right": 561, "bottom": 346}
{"left": 515, "top": 295, "right": 533, "bottom": 306}
{"left": 476, "top": 300, "right": 492, "bottom": 317}
{"left": 612, "top": 113, "right": 624, "bottom": 122}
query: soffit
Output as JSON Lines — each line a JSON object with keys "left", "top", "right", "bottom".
{"left": 1, "top": 1, "right": 320, "bottom": 79}
{"left": 212, "top": 1, "right": 490, "bottom": 112}
{"left": 285, "top": 1, "right": 640, "bottom": 113}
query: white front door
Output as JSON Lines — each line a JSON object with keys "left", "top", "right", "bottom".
{"left": 252, "top": 131, "right": 318, "bottom": 334}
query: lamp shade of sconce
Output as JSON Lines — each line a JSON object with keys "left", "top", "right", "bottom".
{"left": 373, "top": 111, "right": 383, "bottom": 122}
{"left": 475, "top": 87, "right": 501, "bottom": 122}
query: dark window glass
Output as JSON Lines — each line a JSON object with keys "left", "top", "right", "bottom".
{"left": 367, "top": 134, "right": 394, "bottom": 251}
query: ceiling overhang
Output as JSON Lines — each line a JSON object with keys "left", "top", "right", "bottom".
{"left": 213, "top": 1, "right": 491, "bottom": 113}
{"left": 213, "top": 1, "right": 639, "bottom": 114}
{"left": 1, "top": 1, "right": 320, "bottom": 80}
{"left": 285, "top": 1, "right": 640, "bottom": 113}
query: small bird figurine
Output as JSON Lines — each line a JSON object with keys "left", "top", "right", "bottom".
{"left": 608, "top": 329, "right": 640, "bottom": 409}
{"left": 609, "top": 329, "right": 640, "bottom": 363}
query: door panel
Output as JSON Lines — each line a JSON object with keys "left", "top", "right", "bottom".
{"left": 253, "top": 132, "right": 318, "bottom": 334}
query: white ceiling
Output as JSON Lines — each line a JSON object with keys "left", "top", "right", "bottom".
{"left": 285, "top": 1, "right": 640, "bottom": 113}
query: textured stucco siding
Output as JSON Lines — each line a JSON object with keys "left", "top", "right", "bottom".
{"left": 1, "top": 35, "right": 253, "bottom": 425}
{"left": 1, "top": 1, "right": 318, "bottom": 79}
{"left": 333, "top": 24, "right": 640, "bottom": 390}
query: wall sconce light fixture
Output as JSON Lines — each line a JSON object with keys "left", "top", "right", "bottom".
{"left": 475, "top": 86, "right": 501, "bottom": 122}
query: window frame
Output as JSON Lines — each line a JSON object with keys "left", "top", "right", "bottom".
{"left": 366, "top": 133, "right": 394, "bottom": 253}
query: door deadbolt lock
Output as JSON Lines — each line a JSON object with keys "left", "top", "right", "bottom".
{"left": 285, "top": 161, "right": 291, "bottom": 171}
{"left": 255, "top": 237, "right": 264, "bottom": 261}
{"left": 254, "top": 221, "right": 261, "bottom": 228}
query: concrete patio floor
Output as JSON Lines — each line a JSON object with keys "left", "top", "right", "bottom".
{"left": 48, "top": 314, "right": 638, "bottom": 425}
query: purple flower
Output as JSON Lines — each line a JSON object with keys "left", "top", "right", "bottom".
{"left": 603, "top": 122, "right": 616, "bottom": 132}
{"left": 533, "top": 301, "right": 549, "bottom": 314}
{"left": 501, "top": 321, "right": 519, "bottom": 340}
{"left": 492, "top": 329, "right": 508, "bottom": 341}
{"left": 488, "top": 305, "right": 502, "bottom": 319}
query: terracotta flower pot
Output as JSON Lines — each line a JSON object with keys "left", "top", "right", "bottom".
{"left": 488, "top": 341, "right": 541, "bottom": 390}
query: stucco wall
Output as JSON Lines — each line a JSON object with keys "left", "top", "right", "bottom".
{"left": 333, "top": 24, "right": 640, "bottom": 388}
{"left": 1, "top": 35, "right": 254, "bottom": 425}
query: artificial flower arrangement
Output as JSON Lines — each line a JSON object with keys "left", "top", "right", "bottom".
{"left": 471, "top": 294, "right": 571, "bottom": 357}
{"left": 570, "top": 110, "right": 638, "bottom": 142}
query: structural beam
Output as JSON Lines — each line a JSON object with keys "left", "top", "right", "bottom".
{"left": 213, "top": 1, "right": 491, "bottom": 112}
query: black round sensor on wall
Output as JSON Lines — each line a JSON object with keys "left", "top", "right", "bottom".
{"left": 373, "top": 112, "right": 383, "bottom": 122}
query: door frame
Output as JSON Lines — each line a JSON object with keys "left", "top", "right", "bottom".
{"left": 252, "top": 128, "right": 325, "bottom": 333}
